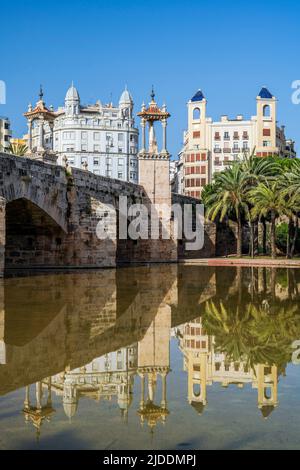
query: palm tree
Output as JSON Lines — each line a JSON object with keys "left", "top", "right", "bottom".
{"left": 248, "top": 181, "right": 283, "bottom": 259}
{"left": 242, "top": 155, "right": 280, "bottom": 257}
{"left": 280, "top": 159, "right": 300, "bottom": 257}
{"left": 204, "top": 164, "right": 248, "bottom": 257}
{"left": 6, "top": 142, "right": 28, "bottom": 156}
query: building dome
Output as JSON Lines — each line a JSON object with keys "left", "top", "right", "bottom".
{"left": 119, "top": 87, "right": 133, "bottom": 105}
{"left": 65, "top": 83, "right": 80, "bottom": 102}
{"left": 63, "top": 399, "right": 78, "bottom": 419}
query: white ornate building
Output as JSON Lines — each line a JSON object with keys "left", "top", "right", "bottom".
{"left": 0, "top": 116, "right": 11, "bottom": 151}
{"left": 24, "top": 85, "right": 139, "bottom": 183}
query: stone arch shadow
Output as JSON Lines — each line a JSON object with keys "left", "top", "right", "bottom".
{"left": 3, "top": 197, "right": 68, "bottom": 273}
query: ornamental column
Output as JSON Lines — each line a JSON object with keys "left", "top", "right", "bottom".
{"left": 141, "top": 117, "right": 146, "bottom": 151}
{"left": 27, "top": 120, "right": 33, "bottom": 151}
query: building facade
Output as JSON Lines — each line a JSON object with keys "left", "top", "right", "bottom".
{"left": 24, "top": 85, "right": 139, "bottom": 183}
{"left": 177, "top": 316, "right": 280, "bottom": 418}
{"left": 0, "top": 116, "right": 11, "bottom": 151}
{"left": 177, "top": 87, "right": 296, "bottom": 198}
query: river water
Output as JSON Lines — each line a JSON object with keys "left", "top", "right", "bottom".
{"left": 0, "top": 265, "right": 300, "bottom": 449}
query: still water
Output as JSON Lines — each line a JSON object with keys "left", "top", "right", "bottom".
{"left": 0, "top": 265, "right": 300, "bottom": 450}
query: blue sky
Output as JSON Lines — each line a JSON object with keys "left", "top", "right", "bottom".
{"left": 1, "top": 0, "right": 299, "bottom": 157}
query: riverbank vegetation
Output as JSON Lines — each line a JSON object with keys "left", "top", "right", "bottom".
{"left": 202, "top": 155, "right": 300, "bottom": 259}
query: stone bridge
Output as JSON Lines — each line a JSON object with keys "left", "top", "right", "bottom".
{"left": 0, "top": 153, "right": 228, "bottom": 276}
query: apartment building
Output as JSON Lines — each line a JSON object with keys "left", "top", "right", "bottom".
{"left": 178, "top": 87, "right": 296, "bottom": 198}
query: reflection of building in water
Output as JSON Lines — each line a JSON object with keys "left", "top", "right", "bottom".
{"left": 23, "top": 378, "right": 55, "bottom": 439}
{"left": 22, "top": 303, "right": 172, "bottom": 433}
{"left": 137, "top": 301, "right": 171, "bottom": 429}
{"left": 177, "top": 317, "right": 279, "bottom": 418}
{"left": 49, "top": 345, "right": 138, "bottom": 419}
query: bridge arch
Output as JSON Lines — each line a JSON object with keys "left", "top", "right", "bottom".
{"left": 3, "top": 197, "right": 67, "bottom": 273}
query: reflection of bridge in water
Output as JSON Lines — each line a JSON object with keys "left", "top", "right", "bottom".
{"left": 1, "top": 265, "right": 300, "bottom": 435}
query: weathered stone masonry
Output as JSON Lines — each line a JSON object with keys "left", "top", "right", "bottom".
{"left": 0, "top": 153, "right": 218, "bottom": 276}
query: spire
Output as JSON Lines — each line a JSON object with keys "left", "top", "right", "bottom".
{"left": 39, "top": 85, "right": 44, "bottom": 101}
{"left": 150, "top": 85, "right": 155, "bottom": 102}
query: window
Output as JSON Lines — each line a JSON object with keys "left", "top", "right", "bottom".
{"left": 118, "top": 158, "right": 124, "bottom": 165}
{"left": 81, "top": 131, "right": 87, "bottom": 140}
{"left": 94, "top": 145, "right": 100, "bottom": 152}
{"left": 243, "top": 141, "right": 248, "bottom": 149}
{"left": 233, "top": 142, "right": 239, "bottom": 149}
{"left": 201, "top": 153, "right": 206, "bottom": 161}
{"left": 93, "top": 158, "right": 99, "bottom": 165}
{"left": 94, "top": 132, "right": 100, "bottom": 140}
{"left": 130, "top": 171, "right": 136, "bottom": 179}
{"left": 193, "top": 108, "right": 201, "bottom": 120}
{"left": 118, "top": 147, "right": 123, "bottom": 153}
{"left": 118, "top": 172, "right": 123, "bottom": 179}
{"left": 63, "top": 145, "right": 74, "bottom": 152}
{"left": 63, "top": 131, "right": 75, "bottom": 140}
{"left": 68, "top": 158, "right": 75, "bottom": 165}
{"left": 193, "top": 131, "right": 200, "bottom": 139}
{"left": 263, "top": 141, "right": 271, "bottom": 147}
{"left": 81, "top": 157, "right": 87, "bottom": 164}
{"left": 81, "top": 144, "right": 87, "bottom": 152}
{"left": 224, "top": 131, "right": 230, "bottom": 139}
{"left": 263, "top": 128, "right": 271, "bottom": 136}
{"left": 201, "top": 166, "right": 206, "bottom": 174}
{"left": 106, "top": 170, "right": 112, "bottom": 177}
{"left": 118, "top": 133, "right": 124, "bottom": 142}
{"left": 263, "top": 104, "right": 271, "bottom": 117}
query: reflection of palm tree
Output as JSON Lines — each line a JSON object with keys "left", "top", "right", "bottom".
{"left": 203, "top": 299, "right": 300, "bottom": 371}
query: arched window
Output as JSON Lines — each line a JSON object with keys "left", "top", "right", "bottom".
{"left": 193, "top": 107, "right": 201, "bottom": 120}
{"left": 193, "top": 383, "right": 201, "bottom": 397}
{"left": 263, "top": 105, "right": 271, "bottom": 117}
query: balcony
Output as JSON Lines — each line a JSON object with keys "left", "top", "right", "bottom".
{"left": 242, "top": 134, "right": 249, "bottom": 140}
{"left": 223, "top": 136, "right": 230, "bottom": 141}
{"left": 214, "top": 161, "right": 222, "bottom": 166}
{"left": 233, "top": 135, "right": 239, "bottom": 140}
{"left": 223, "top": 148, "right": 231, "bottom": 153}
{"left": 232, "top": 148, "right": 240, "bottom": 153}
{"left": 214, "top": 148, "right": 222, "bottom": 153}
{"left": 214, "top": 135, "right": 221, "bottom": 141}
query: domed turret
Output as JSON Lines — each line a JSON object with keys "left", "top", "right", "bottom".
{"left": 65, "top": 82, "right": 80, "bottom": 116}
{"left": 65, "top": 82, "right": 80, "bottom": 102}
{"left": 119, "top": 86, "right": 133, "bottom": 107}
